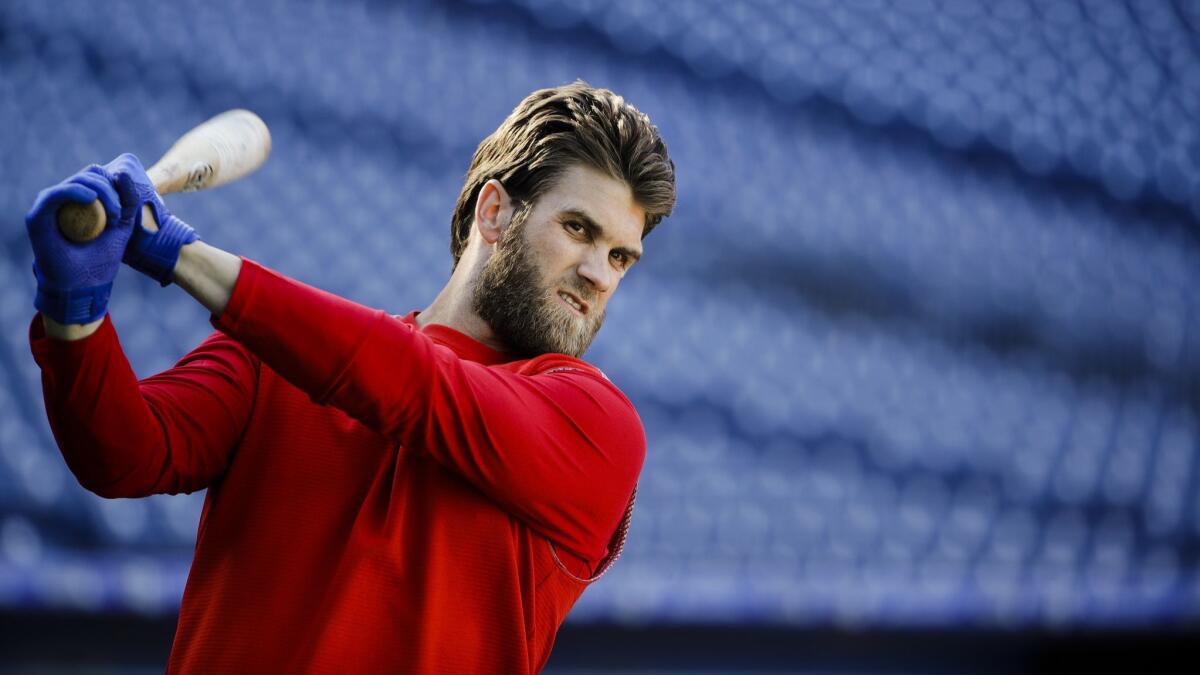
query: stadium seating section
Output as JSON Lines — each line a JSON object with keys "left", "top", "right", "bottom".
{"left": 1, "top": 0, "right": 1198, "bottom": 627}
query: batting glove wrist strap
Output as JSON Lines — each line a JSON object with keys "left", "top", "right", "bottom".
{"left": 32, "top": 263, "right": 113, "bottom": 324}
{"left": 123, "top": 198, "right": 199, "bottom": 286}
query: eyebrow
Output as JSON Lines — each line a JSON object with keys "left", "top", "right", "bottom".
{"left": 559, "top": 208, "right": 643, "bottom": 262}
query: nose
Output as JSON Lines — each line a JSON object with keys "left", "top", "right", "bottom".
{"left": 576, "top": 248, "right": 614, "bottom": 295}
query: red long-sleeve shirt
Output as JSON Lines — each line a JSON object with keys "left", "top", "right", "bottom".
{"left": 29, "top": 258, "right": 643, "bottom": 674}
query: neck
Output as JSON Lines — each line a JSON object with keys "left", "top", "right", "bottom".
{"left": 417, "top": 271, "right": 510, "bottom": 354}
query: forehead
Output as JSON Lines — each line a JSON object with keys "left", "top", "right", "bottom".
{"left": 535, "top": 164, "right": 645, "bottom": 244}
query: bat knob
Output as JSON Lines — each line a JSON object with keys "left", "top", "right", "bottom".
{"left": 57, "top": 200, "right": 107, "bottom": 243}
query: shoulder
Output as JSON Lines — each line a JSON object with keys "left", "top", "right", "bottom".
{"left": 520, "top": 352, "right": 601, "bottom": 375}
{"left": 509, "top": 353, "right": 645, "bottom": 455}
{"left": 513, "top": 353, "right": 628, "bottom": 401}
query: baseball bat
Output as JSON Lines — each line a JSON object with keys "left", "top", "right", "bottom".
{"left": 57, "top": 109, "right": 272, "bottom": 242}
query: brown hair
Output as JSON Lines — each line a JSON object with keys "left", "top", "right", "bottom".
{"left": 450, "top": 80, "right": 676, "bottom": 268}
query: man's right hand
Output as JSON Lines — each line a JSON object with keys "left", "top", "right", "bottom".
{"left": 25, "top": 162, "right": 131, "bottom": 327}
{"left": 108, "top": 153, "right": 200, "bottom": 286}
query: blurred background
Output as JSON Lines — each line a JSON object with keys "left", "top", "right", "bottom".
{"left": 1, "top": 0, "right": 1199, "bottom": 672}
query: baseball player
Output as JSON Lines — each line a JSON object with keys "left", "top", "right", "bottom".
{"left": 25, "top": 81, "right": 675, "bottom": 673}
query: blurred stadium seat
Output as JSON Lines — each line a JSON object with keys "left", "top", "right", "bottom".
{"left": 0, "top": 0, "right": 1197, "bottom": 635}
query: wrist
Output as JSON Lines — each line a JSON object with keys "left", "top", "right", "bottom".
{"left": 33, "top": 274, "right": 113, "bottom": 327}
{"left": 123, "top": 203, "right": 199, "bottom": 286}
{"left": 42, "top": 313, "right": 104, "bottom": 341}
{"left": 173, "top": 241, "right": 242, "bottom": 317}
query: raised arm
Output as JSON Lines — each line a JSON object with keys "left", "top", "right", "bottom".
{"left": 26, "top": 156, "right": 253, "bottom": 499}
{"left": 75, "top": 154, "right": 641, "bottom": 560}
{"left": 184, "top": 252, "right": 643, "bottom": 562}
{"left": 31, "top": 315, "right": 257, "bottom": 498}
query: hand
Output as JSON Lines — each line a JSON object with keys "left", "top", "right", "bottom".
{"left": 25, "top": 164, "right": 127, "bottom": 325}
{"left": 107, "top": 153, "right": 200, "bottom": 286}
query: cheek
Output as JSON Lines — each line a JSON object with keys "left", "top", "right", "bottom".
{"left": 536, "top": 237, "right": 581, "bottom": 277}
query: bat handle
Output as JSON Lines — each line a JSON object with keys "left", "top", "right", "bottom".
{"left": 56, "top": 168, "right": 168, "bottom": 243}
{"left": 57, "top": 199, "right": 109, "bottom": 243}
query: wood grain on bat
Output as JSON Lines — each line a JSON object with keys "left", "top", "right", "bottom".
{"left": 56, "top": 109, "right": 271, "bottom": 243}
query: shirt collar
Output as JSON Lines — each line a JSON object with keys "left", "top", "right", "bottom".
{"left": 398, "top": 311, "right": 511, "bottom": 365}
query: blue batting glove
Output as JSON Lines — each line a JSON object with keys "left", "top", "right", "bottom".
{"left": 108, "top": 153, "right": 199, "bottom": 286}
{"left": 25, "top": 164, "right": 128, "bottom": 324}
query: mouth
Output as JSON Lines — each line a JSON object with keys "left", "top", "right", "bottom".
{"left": 557, "top": 290, "right": 588, "bottom": 317}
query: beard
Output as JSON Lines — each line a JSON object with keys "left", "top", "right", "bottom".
{"left": 472, "top": 214, "right": 605, "bottom": 358}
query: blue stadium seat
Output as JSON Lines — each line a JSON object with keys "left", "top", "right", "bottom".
{"left": 0, "top": 0, "right": 1196, "bottom": 626}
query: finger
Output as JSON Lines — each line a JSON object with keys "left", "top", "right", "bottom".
{"left": 25, "top": 183, "right": 98, "bottom": 227}
{"left": 75, "top": 163, "right": 106, "bottom": 178}
{"left": 105, "top": 152, "right": 146, "bottom": 179}
{"left": 67, "top": 172, "right": 121, "bottom": 223}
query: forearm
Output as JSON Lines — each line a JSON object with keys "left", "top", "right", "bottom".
{"left": 30, "top": 314, "right": 250, "bottom": 498}
{"left": 42, "top": 314, "right": 104, "bottom": 341}
{"left": 173, "top": 240, "right": 242, "bottom": 318}
{"left": 41, "top": 239, "right": 240, "bottom": 341}
{"left": 32, "top": 316, "right": 172, "bottom": 497}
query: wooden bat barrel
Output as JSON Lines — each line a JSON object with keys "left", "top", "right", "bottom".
{"left": 56, "top": 109, "right": 271, "bottom": 243}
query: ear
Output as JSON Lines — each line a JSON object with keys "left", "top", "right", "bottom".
{"left": 473, "top": 179, "right": 513, "bottom": 246}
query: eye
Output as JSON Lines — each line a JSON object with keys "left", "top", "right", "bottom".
{"left": 564, "top": 220, "right": 585, "bottom": 235}
{"left": 610, "top": 250, "right": 629, "bottom": 269}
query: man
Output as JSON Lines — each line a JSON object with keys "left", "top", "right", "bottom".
{"left": 26, "top": 81, "right": 675, "bottom": 673}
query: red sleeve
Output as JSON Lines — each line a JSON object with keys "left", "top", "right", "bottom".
{"left": 211, "top": 259, "right": 644, "bottom": 561}
{"left": 29, "top": 313, "right": 257, "bottom": 498}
